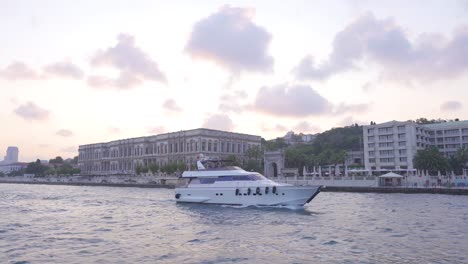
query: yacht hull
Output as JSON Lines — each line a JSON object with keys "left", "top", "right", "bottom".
{"left": 175, "top": 185, "right": 322, "bottom": 206}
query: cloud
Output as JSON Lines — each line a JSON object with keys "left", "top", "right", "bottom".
{"left": 440, "top": 100, "right": 462, "bottom": 111}
{"left": 108, "top": 127, "right": 121, "bottom": 134}
{"left": 89, "top": 33, "right": 166, "bottom": 89}
{"left": 43, "top": 61, "right": 84, "bottom": 79}
{"left": 293, "top": 121, "right": 321, "bottom": 133}
{"left": 260, "top": 123, "right": 288, "bottom": 133}
{"left": 218, "top": 90, "right": 249, "bottom": 113}
{"left": 163, "top": 99, "right": 182, "bottom": 112}
{"left": 147, "top": 126, "right": 166, "bottom": 134}
{"left": 294, "top": 12, "right": 468, "bottom": 82}
{"left": 0, "top": 61, "right": 42, "bottom": 80}
{"left": 253, "top": 84, "right": 332, "bottom": 117}
{"left": 333, "top": 102, "right": 370, "bottom": 115}
{"left": 14, "top": 101, "right": 50, "bottom": 121}
{"left": 61, "top": 146, "right": 77, "bottom": 153}
{"left": 202, "top": 114, "right": 235, "bottom": 131}
{"left": 56, "top": 129, "right": 73, "bottom": 137}
{"left": 186, "top": 5, "right": 273, "bottom": 73}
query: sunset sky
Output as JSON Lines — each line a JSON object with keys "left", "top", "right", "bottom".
{"left": 1, "top": 0, "right": 468, "bottom": 161}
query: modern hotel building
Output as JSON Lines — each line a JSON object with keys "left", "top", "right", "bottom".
{"left": 363, "top": 120, "right": 468, "bottom": 172}
{"left": 78, "top": 128, "right": 262, "bottom": 175}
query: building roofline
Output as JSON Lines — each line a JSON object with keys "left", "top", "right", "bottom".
{"left": 78, "top": 128, "right": 262, "bottom": 148}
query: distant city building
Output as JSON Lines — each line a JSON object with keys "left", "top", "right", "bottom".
{"left": 283, "top": 131, "right": 316, "bottom": 145}
{"left": 0, "top": 162, "right": 27, "bottom": 174}
{"left": 78, "top": 128, "right": 262, "bottom": 175}
{"left": 363, "top": 120, "right": 468, "bottom": 172}
{"left": 0, "top": 146, "right": 19, "bottom": 165}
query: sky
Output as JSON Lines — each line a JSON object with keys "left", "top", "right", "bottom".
{"left": 1, "top": 0, "right": 468, "bottom": 162}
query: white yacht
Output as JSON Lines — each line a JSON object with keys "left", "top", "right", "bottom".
{"left": 175, "top": 158, "right": 322, "bottom": 206}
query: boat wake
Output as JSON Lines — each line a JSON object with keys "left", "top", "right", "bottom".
{"left": 221, "top": 204, "right": 305, "bottom": 210}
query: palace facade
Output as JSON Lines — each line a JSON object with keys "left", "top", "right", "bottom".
{"left": 78, "top": 128, "right": 262, "bottom": 175}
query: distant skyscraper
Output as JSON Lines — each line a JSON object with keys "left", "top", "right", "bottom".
{"left": 3, "top": 146, "right": 19, "bottom": 164}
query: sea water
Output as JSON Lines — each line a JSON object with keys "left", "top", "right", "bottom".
{"left": 1, "top": 184, "right": 467, "bottom": 263}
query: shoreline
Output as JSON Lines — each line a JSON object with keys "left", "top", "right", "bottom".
{"left": 321, "top": 186, "right": 468, "bottom": 195}
{"left": 2, "top": 180, "right": 468, "bottom": 195}
{"left": 0, "top": 180, "right": 176, "bottom": 189}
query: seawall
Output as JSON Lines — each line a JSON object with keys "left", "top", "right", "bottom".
{"left": 322, "top": 186, "right": 468, "bottom": 195}
{"left": 0, "top": 180, "right": 176, "bottom": 189}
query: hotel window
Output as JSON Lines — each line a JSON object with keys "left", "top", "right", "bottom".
{"left": 214, "top": 142, "right": 218, "bottom": 152}
{"left": 380, "top": 158, "right": 395, "bottom": 163}
{"left": 221, "top": 142, "right": 225, "bottom": 152}
{"left": 368, "top": 128, "right": 374, "bottom": 134}
{"left": 379, "top": 150, "right": 394, "bottom": 156}
{"left": 368, "top": 143, "right": 375, "bottom": 147}
{"left": 398, "top": 133, "right": 405, "bottom": 140}
{"left": 180, "top": 142, "right": 183, "bottom": 152}
{"left": 202, "top": 141, "right": 206, "bottom": 151}
{"left": 397, "top": 125, "right": 405, "bottom": 132}
{"left": 379, "top": 135, "right": 393, "bottom": 141}
{"left": 369, "top": 158, "right": 376, "bottom": 163}
{"left": 379, "top": 142, "right": 393, "bottom": 147}
{"left": 445, "top": 129, "right": 459, "bottom": 136}
{"left": 378, "top": 127, "right": 392, "bottom": 134}
{"left": 232, "top": 143, "right": 235, "bottom": 153}
{"left": 368, "top": 151, "right": 375, "bottom": 156}
{"left": 238, "top": 143, "right": 241, "bottom": 153}
{"left": 399, "top": 149, "right": 406, "bottom": 155}
{"left": 399, "top": 157, "right": 407, "bottom": 162}
{"left": 368, "top": 136, "right": 375, "bottom": 141}
{"left": 208, "top": 142, "right": 212, "bottom": 151}
{"left": 463, "top": 129, "right": 468, "bottom": 134}
{"left": 445, "top": 137, "right": 459, "bottom": 143}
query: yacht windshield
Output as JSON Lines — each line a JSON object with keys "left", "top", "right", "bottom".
{"left": 216, "top": 174, "right": 267, "bottom": 182}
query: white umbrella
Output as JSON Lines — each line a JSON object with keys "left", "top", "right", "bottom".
{"left": 379, "top": 172, "right": 404, "bottom": 178}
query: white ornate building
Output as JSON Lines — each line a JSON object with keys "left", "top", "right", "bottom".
{"left": 78, "top": 128, "right": 262, "bottom": 175}
{"left": 363, "top": 120, "right": 468, "bottom": 172}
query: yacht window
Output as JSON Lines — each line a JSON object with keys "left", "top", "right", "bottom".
{"left": 199, "top": 178, "right": 216, "bottom": 184}
{"left": 216, "top": 174, "right": 267, "bottom": 181}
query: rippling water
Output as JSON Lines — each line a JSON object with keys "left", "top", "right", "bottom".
{"left": 1, "top": 184, "right": 467, "bottom": 264}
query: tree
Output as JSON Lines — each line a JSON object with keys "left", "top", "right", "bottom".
{"left": 135, "top": 164, "right": 149, "bottom": 175}
{"left": 226, "top": 155, "right": 241, "bottom": 166}
{"left": 265, "top": 137, "right": 288, "bottom": 151}
{"left": 413, "top": 146, "right": 449, "bottom": 175}
{"left": 148, "top": 163, "right": 159, "bottom": 173}
{"left": 49, "top": 156, "right": 64, "bottom": 167}
{"left": 25, "top": 159, "right": 47, "bottom": 176}
{"left": 448, "top": 147, "right": 468, "bottom": 175}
